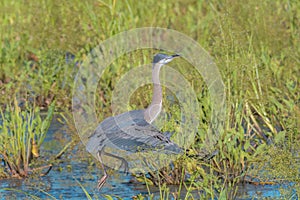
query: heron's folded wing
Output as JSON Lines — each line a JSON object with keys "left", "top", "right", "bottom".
{"left": 105, "top": 121, "right": 181, "bottom": 153}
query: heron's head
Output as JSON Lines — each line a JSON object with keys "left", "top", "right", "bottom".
{"left": 153, "top": 53, "right": 180, "bottom": 65}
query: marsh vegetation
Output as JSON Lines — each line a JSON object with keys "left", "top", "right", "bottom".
{"left": 0, "top": 0, "right": 299, "bottom": 199}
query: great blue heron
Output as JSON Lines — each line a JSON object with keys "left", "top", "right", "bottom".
{"left": 86, "top": 53, "right": 181, "bottom": 189}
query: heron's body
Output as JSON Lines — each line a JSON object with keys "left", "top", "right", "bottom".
{"left": 86, "top": 53, "right": 181, "bottom": 189}
{"left": 86, "top": 109, "right": 182, "bottom": 154}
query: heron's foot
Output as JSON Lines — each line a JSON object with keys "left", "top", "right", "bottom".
{"left": 97, "top": 174, "right": 108, "bottom": 190}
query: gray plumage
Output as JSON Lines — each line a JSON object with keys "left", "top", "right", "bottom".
{"left": 86, "top": 109, "right": 182, "bottom": 154}
{"left": 86, "top": 53, "right": 181, "bottom": 189}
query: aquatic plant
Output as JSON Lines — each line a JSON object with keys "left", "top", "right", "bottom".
{"left": 0, "top": 99, "right": 55, "bottom": 178}
{"left": 0, "top": 0, "right": 299, "bottom": 199}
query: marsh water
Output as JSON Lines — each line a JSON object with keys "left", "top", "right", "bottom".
{"left": 0, "top": 116, "right": 298, "bottom": 199}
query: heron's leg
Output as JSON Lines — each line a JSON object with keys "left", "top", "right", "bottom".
{"left": 97, "top": 150, "right": 108, "bottom": 190}
{"left": 102, "top": 150, "right": 129, "bottom": 174}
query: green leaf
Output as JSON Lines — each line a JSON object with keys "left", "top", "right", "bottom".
{"left": 102, "top": 195, "right": 114, "bottom": 200}
{"left": 274, "top": 131, "right": 286, "bottom": 144}
{"left": 244, "top": 140, "right": 250, "bottom": 151}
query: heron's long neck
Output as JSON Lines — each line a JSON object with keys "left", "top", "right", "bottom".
{"left": 144, "top": 63, "right": 163, "bottom": 123}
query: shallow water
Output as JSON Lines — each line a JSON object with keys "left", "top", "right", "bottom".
{"left": 236, "top": 182, "right": 298, "bottom": 200}
{"left": 0, "top": 116, "right": 298, "bottom": 199}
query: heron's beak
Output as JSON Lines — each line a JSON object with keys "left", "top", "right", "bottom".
{"left": 163, "top": 54, "right": 180, "bottom": 63}
{"left": 171, "top": 54, "right": 180, "bottom": 58}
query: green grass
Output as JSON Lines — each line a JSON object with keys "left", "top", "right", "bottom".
{"left": 0, "top": 0, "right": 299, "bottom": 199}
{"left": 0, "top": 99, "right": 55, "bottom": 178}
